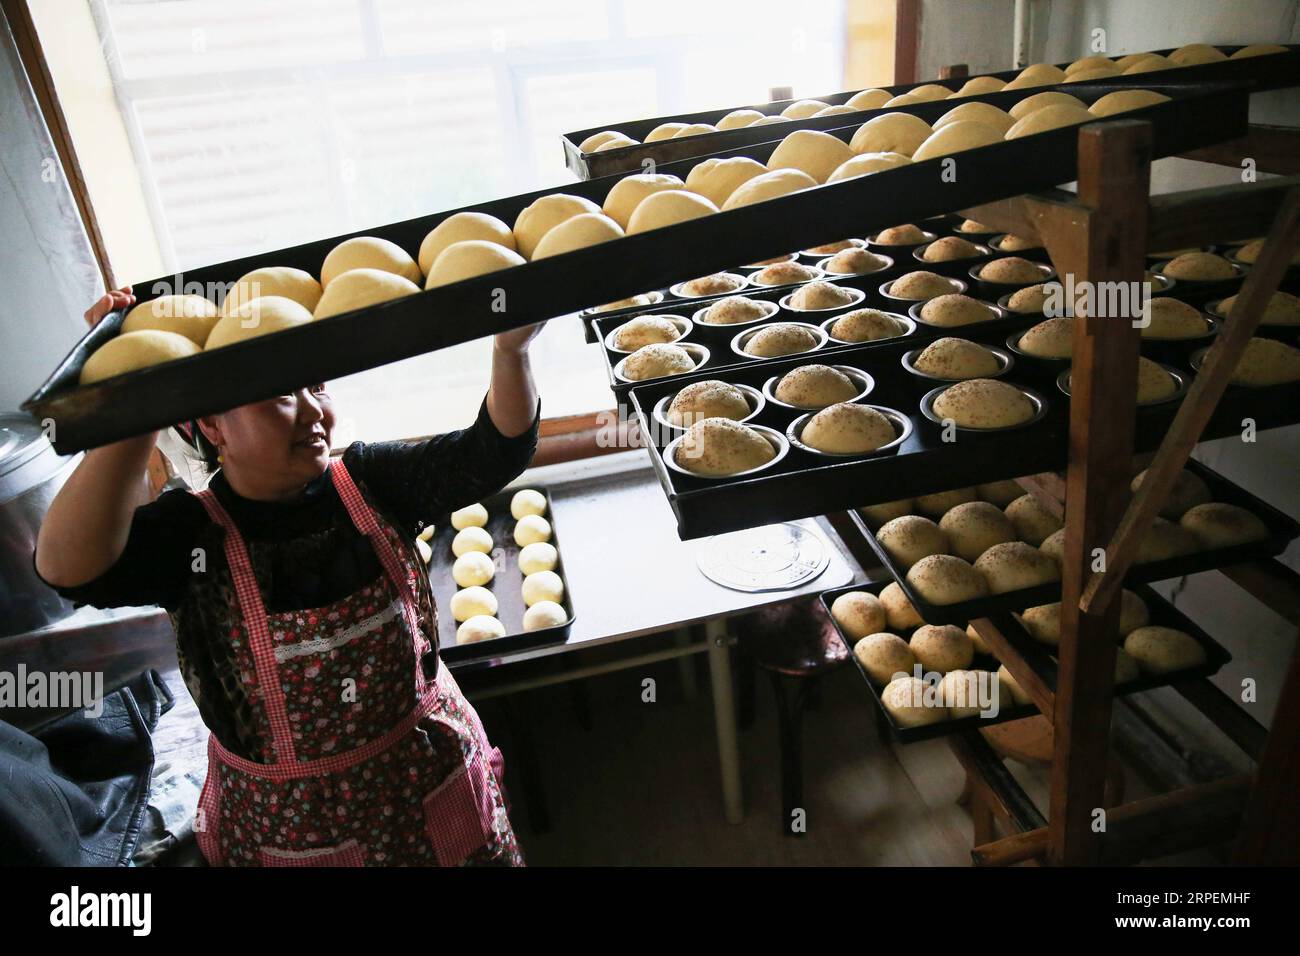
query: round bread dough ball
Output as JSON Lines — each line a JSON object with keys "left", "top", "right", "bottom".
{"left": 979, "top": 257, "right": 1046, "bottom": 284}
{"left": 919, "top": 294, "right": 997, "bottom": 327}
{"left": 880, "top": 581, "right": 924, "bottom": 630}
{"left": 781, "top": 99, "right": 830, "bottom": 119}
{"left": 752, "top": 261, "right": 821, "bottom": 286}
{"left": 1228, "top": 337, "right": 1300, "bottom": 386}
{"left": 590, "top": 293, "right": 654, "bottom": 314}
{"left": 532, "top": 212, "right": 624, "bottom": 259}
{"left": 932, "top": 379, "right": 1037, "bottom": 429}
{"left": 667, "top": 380, "right": 751, "bottom": 427}
{"left": 1169, "top": 43, "right": 1227, "bottom": 66}
{"left": 800, "top": 403, "right": 897, "bottom": 455}
{"left": 1136, "top": 517, "right": 1200, "bottom": 562}
{"left": 579, "top": 130, "right": 623, "bottom": 152}
{"left": 1162, "top": 251, "right": 1235, "bottom": 281}
{"left": 1130, "top": 467, "right": 1213, "bottom": 519}
{"left": 721, "top": 169, "right": 818, "bottom": 211}
{"left": 626, "top": 190, "right": 719, "bottom": 235}
{"left": 644, "top": 122, "right": 686, "bottom": 142}
{"left": 768, "top": 130, "right": 855, "bottom": 184}
{"left": 846, "top": 89, "right": 892, "bottom": 110}
{"left": 418, "top": 212, "right": 516, "bottom": 275}
{"left": 313, "top": 268, "right": 421, "bottom": 319}
{"left": 1135, "top": 357, "right": 1178, "bottom": 404}
{"left": 689, "top": 157, "right": 769, "bottom": 207}
{"left": 80, "top": 330, "right": 201, "bottom": 385}
{"left": 881, "top": 676, "right": 947, "bottom": 727}
{"left": 518, "top": 541, "right": 559, "bottom": 575}
{"left": 1017, "top": 317, "right": 1074, "bottom": 358}
{"left": 744, "top": 323, "right": 820, "bottom": 358}
{"left": 1124, "top": 626, "right": 1206, "bottom": 674}
{"left": 457, "top": 615, "right": 506, "bottom": 644}
{"left": 997, "top": 665, "right": 1031, "bottom": 706}
{"left": 824, "top": 249, "right": 892, "bottom": 275}
{"left": 621, "top": 343, "right": 697, "bottom": 380}
{"left": 877, "top": 515, "right": 949, "bottom": 569}
{"left": 601, "top": 173, "right": 687, "bottom": 229}
{"left": 122, "top": 294, "right": 220, "bottom": 346}
{"left": 933, "top": 103, "right": 1016, "bottom": 136}
{"left": 788, "top": 281, "right": 858, "bottom": 311}
{"left": 700, "top": 296, "right": 770, "bottom": 326}
{"left": 425, "top": 239, "right": 525, "bottom": 290}
{"left": 1008, "top": 92, "right": 1087, "bottom": 122}
{"left": 1088, "top": 88, "right": 1172, "bottom": 118}
{"left": 513, "top": 194, "right": 602, "bottom": 259}
{"left": 914, "top": 337, "right": 1001, "bottom": 379}
{"left": 910, "top": 623, "right": 974, "bottom": 673}
{"left": 974, "top": 541, "right": 1061, "bottom": 593}
{"left": 1232, "top": 43, "right": 1290, "bottom": 59}
{"left": 522, "top": 569, "right": 565, "bottom": 607}
{"left": 831, "top": 590, "right": 888, "bottom": 640}
{"left": 681, "top": 273, "right": 746, "bottom": 296}
{"left": 906, "top": 84, "right": 954, "bottom": 102}
{"left": 673, "top": 419, "right": 776, "bottom": 477}
{"left": 612, "top": 316, "right": 683, "bottom": 351}
{"left": 1140, "top": 298, "right": 1208, "bottom": 339}
{"left": 1020, "top": 603, "right": 1061, "bottom": 645}
{"left": 1180, "top": 502, "right": 1269, "bottom": 548}
{"left": 830, "top": 308, "right": 906, "bottom": 342}
{"left": 995, "top": 235, "right": 1041, "bottom": 253}
{"left": 451, "top": 503, "right": 488, "bottom": 530}
{"left": 1039, "top": 527, "right": 1066, "bottom": 564}
{"left": 774, "top": 364, "right": 859, "bottom": 408}
{"left": 906, "top": 554, "right": 988, "bottom": 605}
{"left": 940, "top": 501, "right": 1018, "bottom": 562}
{"left": 1231, "top": 238, "right": 1300, "bottom": 266}
{"left": 221, "top": 267, "right": 324, "bottom": 316}
{"left": 827, "top": 151, "right": 912, "bottom": 183}
{"left": 951, "top": 76, "right": 1008, "bottom": 97}
{"left": 859, "top": 498, "right": 913, "bottom": 527}
{"left": 849, "top": 113, "right": 932, "bottom": 157}
{"left": 206, "top": 295, "right": 315, "bottom": 348}
{"left": 321, "top": 236, "right": 421, "bottom": 288}
{"left": 874, "top": 224, "right": 929, "bottom": 245}
{"left": 921, "top": 236, "right": 984, "bottom": 263}
{"left": 978, "top": 479, "right": 1024, "bottom": 508}
{"left": 593, "top": 133, "right": 638, "bottom": 152}
{"left": 1216, "top": 291, "right": 1300, "bottom": 327}
{"left": 452, "top": 526, "right": 494, "bottom": 558}
{"left": 940, "top": 670, "right": 989, "bottom": 718}
{"left": 749, "top": 115, "right": 792, "bottom": 127}
{"left": 523, "top": 600, "right": 568, "bottom": 631}
{"left": 912, "top": 120, "right": 1004, "bottom": 161}
{"left": 1114, "top": 648, "right": 1140, "bottom": 684}
{"left": 453, "top": 551, "right": 495, "bottom": 588}
{"left": 889, "top": 271, "right": 960, "bottom": 300}
{"left": 854, "top": 632, "right": 916, "bottom": 686}
{"left": 1003, "top": 63, "right": 1067, "bottom": 90}
{"left": 514, "top": 514, "right": 553, "bottom": 547}
{"left": 1004, "top": 283, "right": 1057, "bottom": 314}
{"left": 510, "top": 489, "right": 547, "bottom": 520}
{"left": 807, "top": 240, "right": 866, "bottom": 257}
{"left": 1119, "top": 589, "right": 1151, "bottom": 636}
{"left": 717, "top": 109, "right": 765, "bottom": 130}
{"left": 1123, "top": 54, "right": 1176, "bottom": 74}
{"left": 815, "top": 106, "right": 856, "bottom": 118}
{"left": 450, "top": 586, "right": 498, "bottom": 623}
{"left": 1065, "top": 66, "right": 1122, "bottom": 82}
{"left": 914, "top": 488, "right": 978, "bottom": 518}
{"left": 1066, "top": 55, "right": 1115, "bottom": 75}
{"left": 1005, "top": 494, "right": 1063, "bottom": 546}
{"left": 956, "top": 219, "right": 996, "bottom": 235}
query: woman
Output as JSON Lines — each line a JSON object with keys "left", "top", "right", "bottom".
{"left": 35, "top": 286, "right": 541, "bottom": 866}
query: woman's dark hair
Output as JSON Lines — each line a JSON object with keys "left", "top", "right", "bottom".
{"left": 188, "top": 420, "right": 221, "bottom": 472}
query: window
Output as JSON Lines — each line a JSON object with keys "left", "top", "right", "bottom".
{"left": 34, "top": 0, "right": 846, "bottom": 438}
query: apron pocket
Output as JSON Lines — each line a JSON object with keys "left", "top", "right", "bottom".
{"left": 258, "top": 839, "right": 366, "bottom": 867}
{"left": 423, "top": 749, "right": 494, "bottom": 866}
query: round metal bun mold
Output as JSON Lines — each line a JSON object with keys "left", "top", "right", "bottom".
{"left": 762, "top": 365, "right": 875, "bottom": 410}
{"left": 777, "top": 283, "right": 867, "bottom": 313}
{"left": 691, "top": 297, "right": 780, "bottom": 329}
{"left": 797, "top": 238, "right": 867, "bottom": 261}
{"left": 730, "top": 322, "right": 829, "bottom": 361}
{"left": 907, "top": 297, "right": 1006, "bottom": 330}
{"left": 580, "top": 289, "right": 664, "bottom": 317}
{"left": 967, "top": 259, "right": 1058, "bottom": 297}
{"left": 747, "top": 263, "right": 826, "bottom": 290}
{"left": 1057, "top": 363, "right": 1189, "bottom": 407}
{"left": 821, "top": 310, "right": 916, "bottom": 346}
{"left": 919, "top": 382, "right": 1049, "bottom": 432}
{"left": 602, "top": 314, "right": 694, "bottom": 354}
{"left": 652, "top": 381, "right": 766, "bottom": 435}
{"left": 900, "top": 343, "right": 1016, "bottom": 382}
{"left": 866, "top": 228, "right": 938, "bottom": 253}
{"left": 877, "top": 274, "right": 968, "bottom": 306}
{"left": 815, "top": 251, "right": 895, "bottom": 279}
{"left": 612, "top": 342, "right": 711, "bottom": 384}
{"left": 669, "top": 272, "right": 751, "bottom": 300}
{"left": 785, "top": 404, "right": 913, "bottom": 459}
{"left": 910, "top": 240, "right": 993, "bottom": 279}
{"left": 662, "top": 423, "right": 791, "bottom": 481}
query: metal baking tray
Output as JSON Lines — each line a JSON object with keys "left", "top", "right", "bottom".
{"left": 821, "top": 579, "right": 1231, "bottom": 744}
{"left": 563, "top": 47, "right": 1297, "bottom": 178}
{"left": 851, "top": 458, "right": 1300, "bottom": 626}
{"left": 25, "top": 80, "right": 1246, "bottom": 454}
{"left": 426, "top": 486, "right": 573, "bottom": 666}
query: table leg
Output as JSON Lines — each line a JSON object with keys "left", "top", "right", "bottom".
{"left": 706, "top": 618, "right": 744, "bottom": 824}
{"left": 675, "top": 627, "right": 699, "bottom": 701}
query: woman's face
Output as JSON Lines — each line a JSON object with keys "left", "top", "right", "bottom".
{"left": 200, "top": 385, "right": 336, "bottom": 495}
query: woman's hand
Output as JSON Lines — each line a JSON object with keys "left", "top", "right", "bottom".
{"left": 85, "top": 286, "right": 135, "bottom": 327}
{"left": 493, "top": 321, "right": 543, "bottom": 354}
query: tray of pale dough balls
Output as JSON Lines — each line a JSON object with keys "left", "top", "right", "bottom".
{"left": 562, "top": 45, "right": 1297, "bottom": 180}
{"left": 849, "top": 458, "right": 1299, "bottom": 627}
{"left": 820, "top": 577, "right": 1230, "bottom": 743}
{"left": 422, "top": 486, "right": 574, "bottom": 664}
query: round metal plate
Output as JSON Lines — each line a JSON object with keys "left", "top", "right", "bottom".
{"left": 696, "top": 522, "right": 829, "bottom": 593}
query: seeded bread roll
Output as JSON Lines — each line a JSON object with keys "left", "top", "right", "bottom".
{"left": 1161, "top": 251, "right": 1236, "bottom": 281}
{"left": 966, "top": 623, "right": 990, "bottom": 655}
{"left": 673, "top": 418, "right": 776, "bottom": 477}
{"left": 700, "top": 296, "right": 770, "bottom": 325}
{"left": 1227, "top": 337, "right": 1300, "bottom": 385}
{"left": 859, "top": 498, "right": 914, "bottom": 527}
{"left": 1039, "top": 528, "right": 1066, "bottom": 564}
{"left": 830, "top": 308, "right": 905, "bottom": 342}
{"left": 940, "top": 501, "right": 1018, "bottom": 562}
{"left": 612, "top": 316, "right": 682, "bottom": 351}
{"left": 831, "top": 590, "right": 888, "bottom": 639}
{"left": 974, "top": 541, "right": 1061, "bottom": 593}
{"left": 957, "top": 219, "right": 996, "bottom": 234}
{"left": 774, "top": 365, "right": 859, "bottom": 407}
{"left": 997, "top": 665, "right": 1031, "bottom": 706}
{"left": 910, "top": 623, "right": 974, "bottom": 672}
{"left": 1140, "top": 298, "right": 1208, "bottom": 339}
{"left": 681, "top": 273, "right": 744, "bottom": 297}
{"left": 800, "top": 403, "right": 896, "bottom": 454}
{"left": 1216, "top": 291, "right": 1300, "bottom": 326}
{"left": 919, "top": 294, "right": 997, "bottom": 327}
{"left": 1230, "top": 238, "right": 1300, "bottom": 265}
{"left": 744, "top": 323, "right": 820, "bottom": 358}
{"left": 890, "top": 271, "right": 960, "bottom": 300}
{"left": 906, "top": 554, "right": 989, "bottom": 605}
{"left": 940, "top": 669, "right": 989, "bottom": 718}
{"left": 1136, "top": 517, "right": 1200, "bottom": 562}
{"left": 979, "top": 257, "right": 1045, "bottom": 284}
{"left": 978, "top": 479, "right": 1024, "bottom": 508}
{"left": 881, "top": 676, "right": 947, "bottom": 727}
{"left": 591, "top": 293, "right": 654, "bottom": 314}
{"left": 752, "top": 262, "right": 821, "bottom": 286}
{"left": 932, "top": 379, "right": 1036, "bottom": 428}
{"left": 921, "top": 236, "right": 983, "bottom": 262}
{"left": 789, "top": 281, "right": 859, "bottom": 311}
{"left": 806, "top": 238, "right": 865, "bottom": 255}
{"left": 914, "top": 488, "right": 978, "bottom": 518}
{"left": 854, "top": 632, "right": 917, "bottom": 686}
{"left": 621, "top": 343, "right": 697, "bottom": 380}
{"left": 913, "top": 337, "right": 1001, "bottom": 378}
{"left": 1136, "top": 357, "right": 1178, "bottom": 404}
{"left": 824, "top": 248, "right": 891, "bottom": 275}
{"left": 666, "top": 380, "right": 751, "bottom": 427}
{"left": 1180, "top": 502, "right": 1269, "bottom": 548}
{"left": 877, "top": 515, "right": 949, "bottom": 569}
{"left": 874, "top": 224, "right": 928, "bottom": 245}
{"left": 1005, "top": 493, "right": 1063, "bottom": 545}
{"left": 1017, "top": 317, "right": 1074, "bottom": 358}
{"left": 1124, "top": 626, "right": 1206, "bottom": 674}
{"left": 880, "top": 581, "right": 924, "bottom": 630}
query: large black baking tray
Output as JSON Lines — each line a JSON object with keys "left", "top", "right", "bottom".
{"left": 563, "top": 46, "right": 1298, "bottom": 178}
{"left": 821, "top": 579, "right": 1230, "bottom": 743}
{"left": 625, "top": 293, "right": 1300, "bottom": 540}
{"left": 426, "top": 486, "right": 573, "bottom": 667}
{"left": 25, "top": 81, "right": 1246, "bottom": 454}
{"left": 850, "top": 458, "right": 1300, "bottom": 626}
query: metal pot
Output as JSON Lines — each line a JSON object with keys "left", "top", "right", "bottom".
{"left": 0, "top": 413, "right": 81, "bottom": 637}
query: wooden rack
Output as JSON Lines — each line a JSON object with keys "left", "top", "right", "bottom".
{"left": 938, "top": 122, "right": 1300, "bottom": 866}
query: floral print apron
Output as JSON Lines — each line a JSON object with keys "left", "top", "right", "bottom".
{"left": 191, "top": 460, "right": 522, "bottom": 866}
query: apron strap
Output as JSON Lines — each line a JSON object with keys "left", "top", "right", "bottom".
{"left": 195, "top": 488, "right": 299, "bottom": 764}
